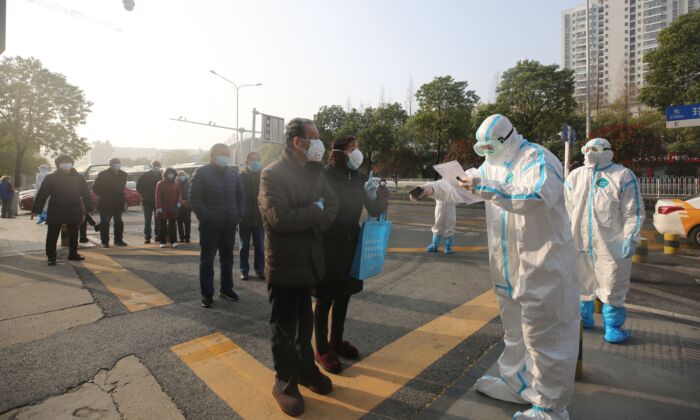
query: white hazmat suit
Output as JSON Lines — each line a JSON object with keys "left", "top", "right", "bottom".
{"left": 565, "top": 138, "right": 644, "bottom": 343}
{"left": 425, "top": 197, "right": 457, "bottom": 254}
{"left": 428, "top": 115, "right": 580, "bottom": 419}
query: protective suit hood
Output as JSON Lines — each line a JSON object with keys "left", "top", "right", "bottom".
{"left": 582, "top": 138, "right": 614, "bottom": 168}
{"left": 474, "top": 114, "right": 524, "bottom": 167}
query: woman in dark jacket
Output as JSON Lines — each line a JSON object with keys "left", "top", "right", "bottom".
{"left": 313, "top": 135, "right": 388, "bottom": 374}
{"left": 176, "top": 170, "right": 192, "bottom": 243}
{"left": 155, "top": 167, "right": 180, "bottom": 248}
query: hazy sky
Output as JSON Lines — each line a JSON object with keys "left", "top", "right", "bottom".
{"left": 6, "top": 0, "right": 583, "bottom": 150}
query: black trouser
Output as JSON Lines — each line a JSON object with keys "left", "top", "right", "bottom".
{"left": 1, "top": 198, "right": 11, "bottom": 217}
{"left": 314, "top": 295, "right": 351, "bottom": 354}
{"left": 177, "top": 207, "right": 191, "bottom": 241}
{"left": 46, "top": 223, "right": 78, "bottom": 260}
{"left": 160, "top": 219, "right": 177, "bottom": 244}
{"left": 269, "top": 285, "right": 319, "bottom": 395}
{"left": 79, "top": 214, "right": 97, "bottom": 239}
{"left": 100, "top": 210, "right": 123, "bottom": 244}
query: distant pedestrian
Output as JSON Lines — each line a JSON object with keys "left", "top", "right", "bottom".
{"left": 36, "top": 164, "right": 50, "bottom": 190}
{"left": 93, "top": 157, "right": 128, "bottom": 247}
{"left": 136, "top": 160, "right": 162, "bottom": 244}
{"left": 156, "top": 167, "right": 180, "bottom": 248}
{"left": 259, "top": 118, "right": 339, "bottom": 417}
{"left": 189, "top": 143, "right": 245, "bottom": 308}
{"left": 313, "top": 135, "right": 387, "bottom": 375}
{"left": 0, "top": 176, "right": 15, "bottom": 218}
{"left": 176, "top": 170, "right": 192, "bottom": 243}
{"left": 35, "top": 164, "right": 52, "bottom": 223}
{"left": 31, "top": 155, "right": 93, "bottom": 265}
{"left": 239, "top": 151, "right": 264, "bottom": 280}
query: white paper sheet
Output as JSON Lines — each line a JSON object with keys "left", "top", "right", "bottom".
{"left": 432, "top": 161, "right": 484, "bottom": 205}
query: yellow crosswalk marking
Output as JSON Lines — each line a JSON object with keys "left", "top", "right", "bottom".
{"left": 80, "top": 252, "right": 173, "bottom": 312}
{"left": 172, "top": 290, "right": 499, "bottom": 418}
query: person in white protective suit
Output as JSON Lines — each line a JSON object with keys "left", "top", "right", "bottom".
{"left": 426, "top": 199, "right": 457, "bottom": 254}
{"left": 418, "top": 114, "right": 580, "bottom": 419}
{"left": 565, "top": 138, "right": 644, "bottom": 344}
{"left": 36, "top": 164, "right": 51, "bottom": 224}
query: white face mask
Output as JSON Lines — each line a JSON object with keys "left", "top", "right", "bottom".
{"left": 346, "top": 149, "right": 364, "bottom": 170}
{"left": 59, "top": 163, "right": 73, "bottom": 171}
{"left": 305, "top": 139, "right": 325, "bottom": 162}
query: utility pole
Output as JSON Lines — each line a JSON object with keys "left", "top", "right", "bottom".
{"left": 585, "top": 0, "right": 592, "bottom": 140}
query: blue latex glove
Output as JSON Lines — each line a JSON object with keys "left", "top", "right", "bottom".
{"left": 621, "top": 238, "right": 634, "bottom": 258}
{"left": 176, "top": 202, "right": 182, "bottom": 208}
{"left": 364, "top": 171, "right": 379, "bottom": 200}
{"left": 313, "top": 197, "right": 324, "bottom": 211}
{"left": 156, "top": 208, "right": 163, "bottom": 214}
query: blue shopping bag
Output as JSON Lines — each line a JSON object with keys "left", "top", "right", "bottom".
{"left": 350, "top": 212, "right": 392, "bottom": 281}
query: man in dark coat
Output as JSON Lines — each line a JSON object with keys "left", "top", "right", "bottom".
{"left": 189, "top": 143, "right": 245, "bottom": 308}
{"left": 239, "top": 151, "right": 264, "bottom": 280}
{"left": 93, "top": 157, "right": 128, "bottom": 247}
{"left": 259, "top": 118, "right": 339, "bottom": 417}
{"left": 136, "top": 160, "right": 162, "bottom": 244}
{"left": 32, "top": 155, "right": 93, "bottom": 265}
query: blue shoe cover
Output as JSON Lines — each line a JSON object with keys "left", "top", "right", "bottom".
{"left": 580, "top": 300, "right": 595, "bottom": 328}
{"left": 603, "top": 304, "right": 631, "bottom": 344}
{"left": 426, "top": 234, "right": 441, "bottom": 252}
{"left": 444, "top": 237, "right": 454, "bottom": 254}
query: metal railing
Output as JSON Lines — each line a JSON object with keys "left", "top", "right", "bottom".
{"left": 638, "top": 177, "right": 700, "bottom": 199}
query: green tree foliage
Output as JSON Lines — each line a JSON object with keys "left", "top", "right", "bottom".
{"left": 359, "top": 103, "right": 408, "bottom": 167}
{"left": 444, "top": 138, "right": 481, "bottom": 168}
{"left": 496, "top": 60, "right": 576, "bottom": 143}
{"left": 0, "top": 56, "right": 92, "bottom": 185}
{"left": 639, "top": 10, "right": 700, "bottom": 110}
{"left": 409, "top": 76, "right": 479, "bottom": 166}
{"left": 314, "top": 105, "right": 346, "bottom": 147}
{"left": 589, "top": 124, "right": 665, "bottom": 173}
{"left": 372, "top": 146, "right": 421, "bottom": 186}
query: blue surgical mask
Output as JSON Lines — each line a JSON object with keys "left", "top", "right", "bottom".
{"left": 153, "top": 166, "right": 161, "bottom": 172}
{"left": 167, "top": 173, "right": 175, "bottom": 180}
{"left": 111, "top": 163, "right": 122, "bottom": 171}
{"left": 215, "top": 155, "right": 229, "bottom": 167}
{"left": 178, "top": 175, "right": 187, "bottom": 182}
{"left": 249, "top": 161, "right": 262, "bottom": 171}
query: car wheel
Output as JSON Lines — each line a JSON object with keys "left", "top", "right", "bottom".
{"left": 689, "top": 225, "right": 700, "bottom": 247}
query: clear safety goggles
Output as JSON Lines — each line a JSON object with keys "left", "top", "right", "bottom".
{"left": 581, "top": 145, "right": 611, "bottom": 154}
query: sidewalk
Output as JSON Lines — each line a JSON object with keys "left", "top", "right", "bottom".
{"left": 420, "top": 311, "right": 700, "bottom": 420}
{"left": 0, "top": 215, "right": 102, "bottom": 348}
{"left": 0, "top": 214, "right": 49, "bottom": 257}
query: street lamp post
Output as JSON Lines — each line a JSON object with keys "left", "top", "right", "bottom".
{"left": 209, "top": 69, "right": 262, "bottom": 165}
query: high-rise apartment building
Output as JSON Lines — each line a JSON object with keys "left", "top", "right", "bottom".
{"left": 562, "top": 0, "right": 697, "bottom": 113}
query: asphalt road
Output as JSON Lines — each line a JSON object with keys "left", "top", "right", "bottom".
{"left": 0, "top": 201, "right": 698, "bottom": 419}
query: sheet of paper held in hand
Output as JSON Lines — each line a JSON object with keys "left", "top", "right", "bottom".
{"left": 433, "top": 161, "right": 484, "bottom": 205}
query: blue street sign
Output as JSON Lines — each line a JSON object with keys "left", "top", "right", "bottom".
{"left": 561, "top": 124, "right": 576, "bottom": 144}
{"left": 666, "top": 104, "right": 700, "bottom": 128}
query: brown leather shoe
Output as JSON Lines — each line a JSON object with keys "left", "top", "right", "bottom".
{"left": 315, "top": 350, "right": 342, "bottom": 374}
{"left": 299, "top": 370, "right": 333, "bottom": 395}
{"left": 330, "top": 341, "right": 360, "bottom": 360}
{"left": 272, "top": 386, "right": 304, "bottom": 417}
